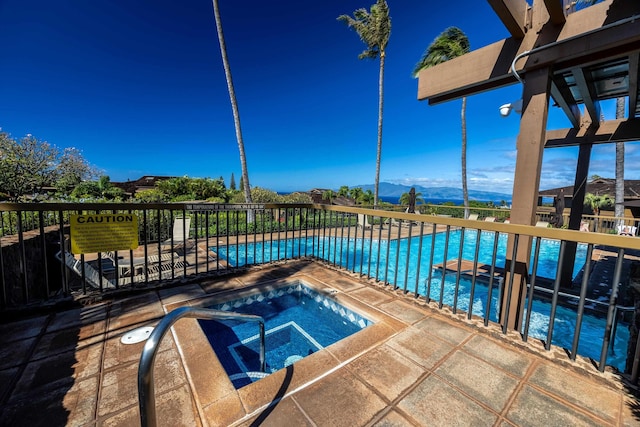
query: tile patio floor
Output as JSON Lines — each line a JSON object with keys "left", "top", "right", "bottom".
{"left": 0, "top": 260, "right": 639, "bottom": 426}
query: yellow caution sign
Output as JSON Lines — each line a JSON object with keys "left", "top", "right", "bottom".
{"left": 70, "top": 213, "right": 139, "bottom": 254}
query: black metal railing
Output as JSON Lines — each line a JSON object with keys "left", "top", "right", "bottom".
{"left": 1, "top": 202, "right": 640, "bottom": 377}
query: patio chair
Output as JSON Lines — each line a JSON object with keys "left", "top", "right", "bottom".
{"left": 55, "top": 251, "right": 116, "bottom": 289}
{"left": 468, "top": 213, "right": 479, "bottom": 221}
{"left": 104, "top": 251, "right": 178, "bottom": 277}
{"left": 357, "top": 213, "right": 373, "bottom": 229}
{"left": 161, "top": 217, "right": 192, "bottom": 250}
{"left": 617, "top": 225, "right": 638, "bottom": 236}
{"left": 484, "top": 216, "right": 496, "bottom": 222}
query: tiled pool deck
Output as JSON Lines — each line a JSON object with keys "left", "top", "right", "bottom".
{"left": 1, "top": 260, "right": 639, "bottom": 426}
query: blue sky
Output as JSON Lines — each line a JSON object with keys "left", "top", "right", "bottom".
{"left": 1, "top": 0, "right": 638, "bottom": 195}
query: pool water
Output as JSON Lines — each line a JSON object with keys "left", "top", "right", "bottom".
{"left": 198, "top": 282, "right": 372, "bottom": 388}
{"left": 216, "top": 233, "right": 630, "bottom": 370}
{"left": 217, "top": 231, "right": 587, "bottom": 287}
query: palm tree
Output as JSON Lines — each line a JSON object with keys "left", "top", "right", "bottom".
{"left": 337, "top": 185, "right": 350, "bottom": 198}
{"left": 615, "top": 97, "right": 625, "bottom": 225}
{"left": 360, "top": 189, "right": 375, "bottom": 206}
{"left": 211, "top": 0, "right": 253, "bottom": 216}
{"left": 322, "top": 189, "right": 336, "bottom": 204}
{"left": 399, "top": 191, "right": 424, "bottom": 206}
{"left": 584, "top": 192, "right": 614, "bottom": 232}
{"left": 413, "top": 27, "right": 471, "bottom": 218}
{"left": 349, "top": 187, "right": 364, "bottom": 204}
{"left": 338, "top": 0, "right": 391, "bottom": 209}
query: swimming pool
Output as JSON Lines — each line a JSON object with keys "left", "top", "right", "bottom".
{"left": 216, "top": 232, "right": 629, "bottom": 370}
{"left": 198, "top": 282, "right": 372, "bottom": 388}
{"left": 218, "top": 231, "right": 587, "bottom": 288}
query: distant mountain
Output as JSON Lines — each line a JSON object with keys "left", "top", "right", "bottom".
{"left": 357, "top": 182, "right": 511, "bottom": 203}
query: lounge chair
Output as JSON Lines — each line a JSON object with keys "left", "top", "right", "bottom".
{"left": 357, "top": 213, "right": 373, "bottom": 229}
{"left": 55, "top": 251, "right": 116, "bottom": 289}
{"left": 104, "top": 251, "right": 178, "bottom": 276}
{"left": 57, "top": 250, "right": 187, "bottom": 289}
{"left": 484, "top": 216, "right": 496, "bottom": 222}
{"left": 617, "top": 225, "right": 638, "bottom": 236}
{"left": 161, "top": 217, "right": 192, "bottom": 250}
{"left": 468, "top": 214, "right": 479, "bottom": 221}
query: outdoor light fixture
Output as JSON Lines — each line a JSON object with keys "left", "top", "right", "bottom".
{"left": 499, "top": 99, "right": 523, "bottom": 117}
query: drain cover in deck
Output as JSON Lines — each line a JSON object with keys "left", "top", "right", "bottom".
{"left": 121, "top": 326, "right": 154, "bottom": 344}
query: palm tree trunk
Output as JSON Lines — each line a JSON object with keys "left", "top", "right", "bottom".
{"left": 374, "top": 52, "right": 385, "bottom": 208}
{"left": 211, "top": 0, "right": 254, "bottom": 218}
{"left": 461, "top": 96, "right": 469, "bottom": 219}
{"left": 615, "top": 96, "right": 625, "bottom": 225}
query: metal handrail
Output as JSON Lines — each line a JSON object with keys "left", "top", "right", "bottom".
{"left": 138, "top": 306, "right": 266, "bottom": 427}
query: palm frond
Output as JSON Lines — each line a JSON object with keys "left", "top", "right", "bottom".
{"left": 412, "top": 26, "right": 470, "bottom": 77}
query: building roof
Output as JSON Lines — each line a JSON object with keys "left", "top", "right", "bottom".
{"left": 539, "top": 178, "right": 640, "bottom": 200}
{"left": 111, "top": 175, "right": 176, "bottom": 195}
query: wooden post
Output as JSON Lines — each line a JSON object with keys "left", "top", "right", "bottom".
{"left": 501, "top": 66, "right": 551, "bottom": 330}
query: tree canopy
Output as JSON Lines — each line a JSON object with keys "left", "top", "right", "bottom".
{"left": 0, "top": 132, "right": 96, "bottom": 201}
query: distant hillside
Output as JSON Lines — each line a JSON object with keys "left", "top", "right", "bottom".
{"left": 357, "top": 182, "right": 511, "bottom": 203}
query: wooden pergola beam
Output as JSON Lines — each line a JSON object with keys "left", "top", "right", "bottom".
{"left": 545, "top": 119, "right": 640, "bottom": 147}
{"left": 418, "top": 0, "right": 640, "bottom": 103}
{"left": 487, "top": 0, "right": 529, "bottom": 39}
{"left": 544, "top": 0, "right": 565, "bottom": 25}
{"left": 629, "top": 52, "right": 639, "bottom": 118}
{"left": 571, "top": 67, "right": 601, "bottom": 126}
{"left": 550, "top": 79, "right": 580, "bottom": 128}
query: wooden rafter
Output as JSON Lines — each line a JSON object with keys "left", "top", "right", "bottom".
{"left": 487, "top": 0, "right": 529, "bottom": 39}
{"left": 546, "top": 119, "right": 640, "bottom": 147}
{"left": 550, "top": 79, "right": 580, "bottom": 128}
{"left": 543, "top": 0, "right": 565, "bottom": 25}
{"left": 571, "top": 67, "right": 601, "bottom": 126}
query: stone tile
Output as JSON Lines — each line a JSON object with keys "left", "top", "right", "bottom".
{"left": 373, "top": 409, "right": 417, "bottom": 426}
{"left": 528, "top": 362, "right": 621, "bottom": 423}
{"left": 434, "top": 350, "right": 520, "bottom": 412}
{"left": 463, "top": 335, "right": 532, "bottom": 378}
{"left": 46, "top": 304, "right": 108, "bottom": 333}
{"left": 33, "top": 320, "right": 105, "bottom": 359}
{"left": 107, "top": 301, "right": 165, "bottom": 335}
{"left": 387, "top": 326, "right": 454, "bottom": 370}
{"left": 103, "top": 321, "right": 173, "bottom": 370}
{"left": 379, "top": 299, "right": 428, "bottom": 324}
{"left": 349, "top": 287, "right": 394, "bottom": 306}
{"left": 158, "top": 283, "right": 206, "bottom": 306}
{"left": 236, "top": 397, "right": 313, "bottom": 427}
{"left": 200, "top": 276, "right": 245, "bottom": 294}
{"left": 348, "top": 344, "right": 425, "bottom": 402}
{"left": 398, "top": 375, "right": 498, "bottom": 427}
{"left": 414, "top": 316, "right": 472, "bottom": 345}
{"left": 99, "top": 346, "right": 186, "bottom": 417}
{"left": 107, "top": 291, "right": 163, "bottom": 320}
{"left": 101, "top": 384, "right": 201, "bottom": 427}
{"left": 2, "top": 375, "right": 98, "bottom": 427}
{"left": 621, "top": 395, "right": 640, "bottom": 426}
{"left": 0, "top": 337, "right": 36, "bottom": 370}
{"left": 171, "top": 318, "right": 237, "bottom": 408}
{"left": 293, "top": 369, "right": 387, "bottom": 427}
{"left": 0, "top": 315, "right": 48, "bottom": 345}
{"left": 506, "top": 385, "right": 606, "bottom": 427}
{"left": 11, "top": 345, "right": 102, "bottom": 400}
{"left": 238, "top": 350, "right": 340, "bottom": 414}
{"left": 202, "top": 390, "right": 246, "bottom": 427}
{"left": 327, "top": 322, "right": 397, "bottom": 363}
{"left": 330, "top": 277, "right": 364, "bottom": 292}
